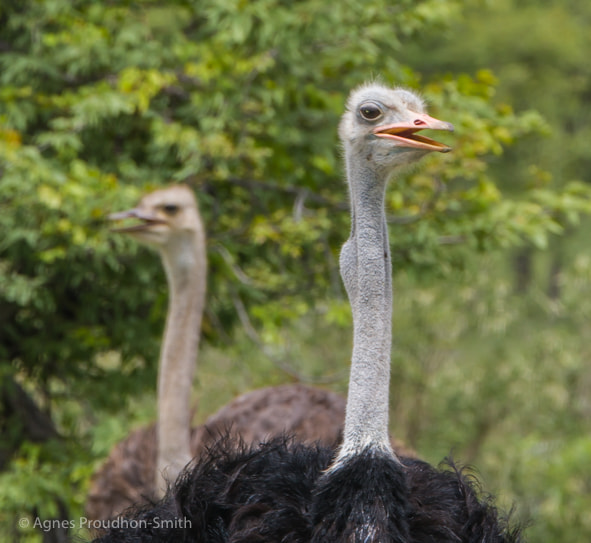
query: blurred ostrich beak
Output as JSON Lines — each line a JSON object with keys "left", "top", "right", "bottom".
{"left": 108, "top": 209, "right": 167, "bottom": 233}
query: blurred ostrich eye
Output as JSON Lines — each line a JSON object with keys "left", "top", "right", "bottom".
{"left": 162, "top": 204, "right": 180, "bottom": 215}
{"left": 359, "top": 102, "right": 383, "bottom": 121}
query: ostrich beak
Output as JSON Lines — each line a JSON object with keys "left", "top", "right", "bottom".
{"left": 373, "top": 113, "right": 454, "bottom": 153}
{"left": 108, "top": 209, "right": 167, "bottom": 232}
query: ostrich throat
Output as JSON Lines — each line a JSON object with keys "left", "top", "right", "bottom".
{"left": 156, "top": 235, "right": 206, "bottom": 493}
{"left": 339, "top": 157, "right": 394, "bottom": 459}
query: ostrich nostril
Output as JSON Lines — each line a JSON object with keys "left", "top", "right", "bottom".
{"left": 413, "top": 119, "right": 426, "bottom": 126}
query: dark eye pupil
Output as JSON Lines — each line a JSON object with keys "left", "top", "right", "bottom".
{"left": 163, "top": 204, "right": 179, "bottom": 215}
{"left": 360, "top": 104, "right": 381, "bottom": 120}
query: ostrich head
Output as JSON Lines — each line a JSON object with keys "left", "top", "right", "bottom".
{"left": 108, "top": 185, "right": 202, "bottom": 252}
{"left": 339, "top": 83, "right": 454, "bottom": 175}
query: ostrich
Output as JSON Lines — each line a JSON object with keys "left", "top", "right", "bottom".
{"left": 92, "top": 184, "right": 207, "bottom": 508}
{"left": 90, "top": 85, "right": 522, "bottom": 542}
{"left": 88, "top": 185, "right": 395, "bottom": 522}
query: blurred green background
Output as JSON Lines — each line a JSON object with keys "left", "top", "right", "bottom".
{"left": 1, "top": 0, "right": 590, "bottom": 541}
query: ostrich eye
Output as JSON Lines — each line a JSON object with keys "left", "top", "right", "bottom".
{"left": 162, "top": 204, "right": 180, "bottom": 215}
{"left": 359, "top": 102, "right": 383, "bottom": 121}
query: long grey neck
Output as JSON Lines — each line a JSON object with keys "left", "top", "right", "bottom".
{"left": 336, "top": 154, "right": 394, "bottom": 462}
{"left": 155, "top": 232, "right": 206, "bottom": 495}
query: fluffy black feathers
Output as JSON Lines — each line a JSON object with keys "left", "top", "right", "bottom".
{"left": 90, "top": 436, "right": 523, "bottom": 543}
{"left": 312, "top": 450, "right": 409, "bottom": 543}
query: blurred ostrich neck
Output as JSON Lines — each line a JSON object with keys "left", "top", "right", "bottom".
{"left": 338, "top": 155, "right": 394, "bottom": 459}
{"left": 156, "top": 233, "right": 206, "bottom": 493}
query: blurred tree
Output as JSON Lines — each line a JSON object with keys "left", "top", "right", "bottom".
{"left": 395, "top": 4, "right": 591, "bottom": 538}
{"left": 398, "top": 0, "right": 591, "bottom": 294}
{"left": 388, "top": 250, "right": 591, "bottom": 543}
{"left": 1, "top": 0, "right": 590, "bottom": 541}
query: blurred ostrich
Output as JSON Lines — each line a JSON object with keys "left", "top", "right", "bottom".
{"left": 86, "top": 185, "right": 368, "bottom": 522}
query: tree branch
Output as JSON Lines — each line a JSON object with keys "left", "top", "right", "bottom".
{"left": 229, "top": 290, "right": 346, "bottom": 385}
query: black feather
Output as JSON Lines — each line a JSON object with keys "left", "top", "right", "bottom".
{"left": 89, "top": 436, "right": 523, "bottom": 543}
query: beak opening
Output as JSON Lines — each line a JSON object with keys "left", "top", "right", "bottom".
{"left": 373, "top": 115, "right": 454, "bottom": 153}
{"left": 107, "top": 209, "right": 167, "bottom": 233}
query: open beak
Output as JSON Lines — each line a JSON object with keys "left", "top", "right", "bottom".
{"left": 107, "top": 209, "right": 167, "bottom": 233}
{"left": 373, "top": 113, "right": 454, "bottom": 153}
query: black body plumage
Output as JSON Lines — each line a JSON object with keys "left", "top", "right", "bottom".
{"left": 312, "top": 449, "right": 410, "bottom": 542}
{"left": 90, "top": 436, "right": 522, "bottom": 543}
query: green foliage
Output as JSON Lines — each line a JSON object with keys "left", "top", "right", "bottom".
{"left": 395, "top": 8, "right": 591, "bottom": 538}
{"left": 389, "top": 251, "right": 591, "bottom": 541}
{"left": 401, "top": 0, "right": 591, "bottom": 188}
{"left": 1, "top": 0, "right": 590, "bottom": 541}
